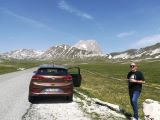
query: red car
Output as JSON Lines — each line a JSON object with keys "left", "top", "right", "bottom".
{"left": 28, "top": 64, "right": 81, "bottom": 103}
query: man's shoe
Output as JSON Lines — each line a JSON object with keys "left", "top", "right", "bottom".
{"left": 132, "top": 117, "right": 138, "bottom": 120}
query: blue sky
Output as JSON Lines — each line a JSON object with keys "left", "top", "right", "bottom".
{"left": 0, "top": 0, "right": 160, "bottom": 53}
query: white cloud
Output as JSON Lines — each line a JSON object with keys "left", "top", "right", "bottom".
{"left": 117, "top": 31, "right": 135, "bottom": 38}
{"left": 58, "top": 0, "right": 93, "bottom": 20}
{"left": 133, "top": 34, "right": 160, "bottom": 48}
{"left": 3, "top": 9, "right": 52, "bottom": 31}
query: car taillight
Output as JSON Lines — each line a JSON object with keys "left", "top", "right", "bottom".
{"left": 32, "top": 75, "right": 44, "bottom": 80}
{"left": 63, "top": 75, "right": 72, "bottom": 81}
{"left": 31, "top": 88, "right": 40, "bottom": 93}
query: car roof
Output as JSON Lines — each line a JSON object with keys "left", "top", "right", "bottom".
{"left": 38, "top": 64, "right": 67, "bottom": 69}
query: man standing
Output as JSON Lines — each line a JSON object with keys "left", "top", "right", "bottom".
{"left": 127, "top": 63, "right": 145, "bottom": 120}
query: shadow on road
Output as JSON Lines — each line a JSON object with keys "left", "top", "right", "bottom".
{"left": 31, "top": 96, "right": 73, "bottom": 104}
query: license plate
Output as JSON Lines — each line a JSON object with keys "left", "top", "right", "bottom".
{"left": 43, "top": 88, "right": 62, "bottom": 92}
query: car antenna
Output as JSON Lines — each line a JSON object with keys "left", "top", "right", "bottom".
{"left": 51, "top": 60, "right": 54, "bottom": 66}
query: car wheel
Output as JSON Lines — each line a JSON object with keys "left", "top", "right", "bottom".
{"left": 66, "top": 95, "right": 73, "bottom": 101}
{"left": 74, "top": 80, "right": 81, "bottom": 87}
{"left": 28, "top": 96, "right": 36, "bottom": 103}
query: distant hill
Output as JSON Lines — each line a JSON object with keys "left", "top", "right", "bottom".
{"left": 106, "top": 43, "right": 160, "bottom": 60}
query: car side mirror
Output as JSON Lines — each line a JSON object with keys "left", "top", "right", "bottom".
{"left": 33, "top": 71, "right": 37, "bottom": 74}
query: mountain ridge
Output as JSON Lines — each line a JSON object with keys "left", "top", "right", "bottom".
{"left": 0, "top": 42, "right": 160, "bottom": 60}
{"left": 107, "top": 43, "right": 160, "bottom": 60}
{"left": 0, "top": 40, "right": 103, "bottom": 60}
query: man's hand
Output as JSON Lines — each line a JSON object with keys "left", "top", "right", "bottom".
{"left": 129, "top": 79, "right": 137, "bottom": 83}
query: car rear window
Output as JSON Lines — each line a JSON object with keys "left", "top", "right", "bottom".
{"left": 37, "top": 68, "right": 68, "bottom": 76}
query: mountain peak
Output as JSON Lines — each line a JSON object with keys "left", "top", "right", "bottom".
{"left": 73, "top": 40, "right": 102, "bottom": 54}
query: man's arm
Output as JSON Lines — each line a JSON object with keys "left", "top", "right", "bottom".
{"left": 129, "top": 79, "right": 145, "bottom": 84}
{"left": 129, "top": 71, "right": 145, "bottom": 84}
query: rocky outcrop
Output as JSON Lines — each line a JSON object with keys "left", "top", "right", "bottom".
{"left": 143, "top": 99, "right": 160, "bottom": 120}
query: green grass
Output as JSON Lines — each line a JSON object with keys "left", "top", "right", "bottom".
{"left": 0, "top": 59, "right": 45, "bottom": 74}
{"left": 76, "top": 60, "right": 160, "bottom": 119}
{"left": 0, "top": 66, "right": 17, "bottom": 74}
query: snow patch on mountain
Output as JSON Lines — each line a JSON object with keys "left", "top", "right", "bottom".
{"left": 149, "top": 48, "right": 160, "bottom": 55}
{"left": 112, "top": 53, "right": 129, "bottom": 59}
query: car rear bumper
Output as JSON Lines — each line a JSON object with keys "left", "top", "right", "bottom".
{"left": 29, "top": 86, "right": 73, "bottom": 97}
{"left": 29, "top": 91, "right": 73, "bottom": 96}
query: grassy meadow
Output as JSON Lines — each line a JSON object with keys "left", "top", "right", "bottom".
{"left": 76, "top": 59, "right": 160, "bottom": 119}
{"left": 0, "top": 59, "right": 45, "bottom": 74}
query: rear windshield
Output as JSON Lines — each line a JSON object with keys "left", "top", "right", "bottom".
{"left": 37, "top": 68, "right": 68, "bottom": 76}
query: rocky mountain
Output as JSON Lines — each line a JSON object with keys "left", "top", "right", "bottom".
{"left": 40, "top": 44, "right": 96, "bottom": 59}
{"left": 0, "top": 40, "right": 103, "bottom": 60}
{"left": 0, "top": 49, "right": 44, "bottom": 59}
{"left": 107, "top": 43, "right": 160, "bottom": 60}
{"left": 0, "top": 41, "right": 159, "bottom": 60}
{"left": 73, "top": 40, "right": 102, "bottom": 54}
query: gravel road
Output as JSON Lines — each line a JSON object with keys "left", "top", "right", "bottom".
{"left": 22, "top": 97, "right": 90, "bottom": 120}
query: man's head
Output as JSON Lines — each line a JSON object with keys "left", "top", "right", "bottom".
{"left": 130, "top": 62, "right": 137, "bottom": 72}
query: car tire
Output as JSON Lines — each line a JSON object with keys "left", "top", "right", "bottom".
{"left": 66, "top": 95, "right": 73, "bottom": 101}
{"left": 74, "top": 80, "right": 81, "bottom": 87}
{"left": 28, "top": 96, "right": 36, "bottom": 103}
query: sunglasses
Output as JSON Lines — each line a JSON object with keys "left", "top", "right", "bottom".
{"left": 130, "top": 65, "right": 136, "bottom": 68}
